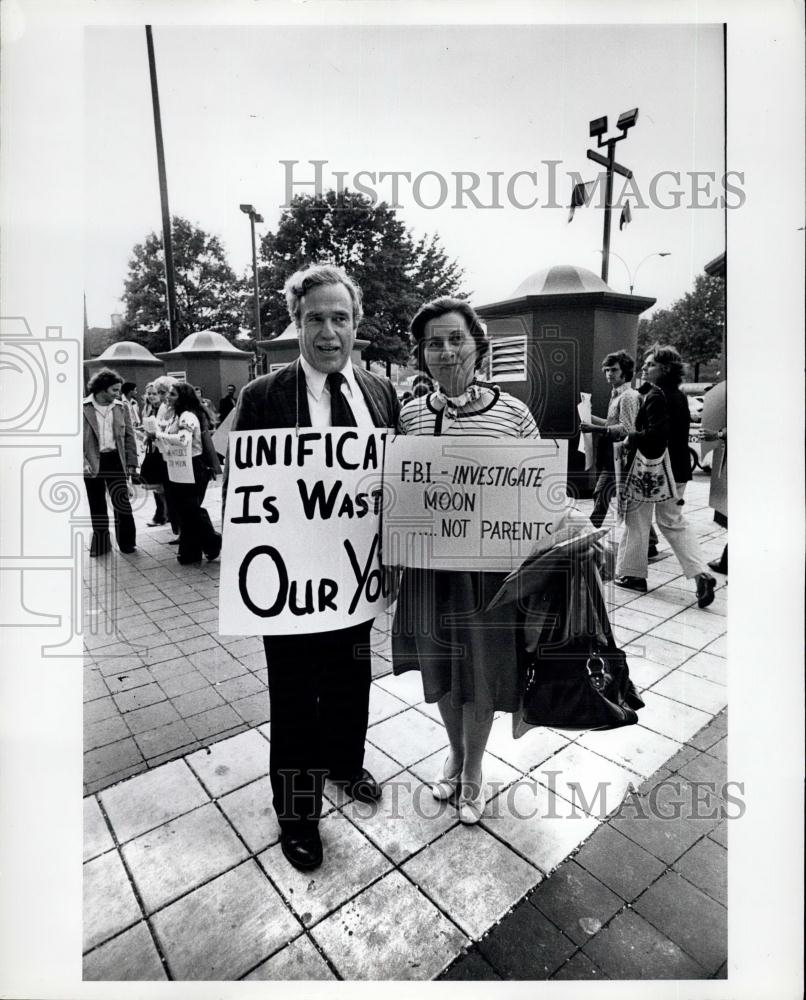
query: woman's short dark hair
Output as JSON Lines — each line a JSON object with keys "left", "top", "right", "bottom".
{"left": 409, "top": 297, "right": 488, "bottom": 377}
{"left": 647, "top": 343, "right": 684, "bottom": 387}
{"left": 87, "top": 368, "right": 123, "bottom": 395}
{"left": 170, "top": 381, "right": 207, "bottom": 423}
{"left": 121, "top": 381, "right": 137, "bottom": 395}
{"left": 601, "top": 350, "right": 635, "bottom": 382}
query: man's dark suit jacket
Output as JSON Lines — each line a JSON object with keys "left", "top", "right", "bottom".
{"left": 223, "top": 358, "right": 400, "bottom": 500}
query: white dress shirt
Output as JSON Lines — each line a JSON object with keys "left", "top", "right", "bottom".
{"left": 92, "top": 399, "right": 116, "bottom": 452}
{"left": 299, "top": 357, "right": 374, "bottom": 429}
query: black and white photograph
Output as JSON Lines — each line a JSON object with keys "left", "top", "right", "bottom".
{"left": 0, "top": 1, "right": 803, "bottom": 996}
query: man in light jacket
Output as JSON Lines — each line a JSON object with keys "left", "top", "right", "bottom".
{"left": 83, "top": 367, "right": 138, "bottom": 556}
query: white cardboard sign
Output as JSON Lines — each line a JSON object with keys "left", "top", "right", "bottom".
{"left": 382, "top": 437, "right": 569, "bottom": 571}
{"left": 219, "top": 429, "right": 393, "bottom": 635}
{"left": 163, "top": 439, "right": 194, "bottom": 483}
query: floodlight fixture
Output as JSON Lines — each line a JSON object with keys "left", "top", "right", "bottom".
{"left": 617, "top": 108, "right": 639, "bottom": 131}
{"left": 589, "top": 115, "right": 608, "bottom": 138}
{"left": 240, "top": 203, "right": 255, "bottom": 215}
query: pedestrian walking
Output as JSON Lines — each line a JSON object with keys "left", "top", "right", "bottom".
{"left": 225, "top": 263, "right": 400, "bottom": 872}
{"left": 613, "top": 344, "right": 716, "bottom": 607}
{"left": 580, "top": 350, "right": 660, "bottom": 555}
{"left": 391, "top": 297, "right": 540, "bottom": 825}
{"left": 156, "top": 382, "right": 221, "bottom": 566}
{"left": 82, "top": 368, "right": 137, "bottom": 557}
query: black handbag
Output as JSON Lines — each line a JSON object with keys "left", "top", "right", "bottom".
{"left": 138, "top": 440, "right": 166, "bottom": 489}
{"left": 521, "top": 557, "right": 644, "bottom": 731}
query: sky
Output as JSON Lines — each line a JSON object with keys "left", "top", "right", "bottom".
{"left": 84, "top": 22, "right": 725, "bottom": 331}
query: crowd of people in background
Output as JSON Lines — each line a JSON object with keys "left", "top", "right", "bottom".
{"left": 82, "top": 370, "right": 235, "bottom": 564}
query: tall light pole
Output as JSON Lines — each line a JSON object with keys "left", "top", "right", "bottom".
{"left": 146, "top": 26, "right": 178, "bottom": 348}
{"left": 587, "top": 108, "right": 639, "bottom": 284}
{"left": 595, "top": 250, "right": 671, "bottom": 293}
{"left": 239, "top": 204, "right": 264, "bottom": 351}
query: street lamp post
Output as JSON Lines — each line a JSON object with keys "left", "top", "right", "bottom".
{"left": 587, "top": 109, "right": 639, "bottom": 284}
{"left": 239, "top": 203, "right": 264, "bottom": 358}
{"left": 595, "top": 250, "right": 671, "bottom": 294}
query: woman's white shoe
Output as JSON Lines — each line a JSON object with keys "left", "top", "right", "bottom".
{"left": 457, "top": 783, "right": 486, "bottom": 824}
{"left": 431, "top": 761, "right": 462, "bottom": 801}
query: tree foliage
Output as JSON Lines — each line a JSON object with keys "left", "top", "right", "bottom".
{"left": 637, "top": 273, "right": 725, "bottom": 380}
{"left": 255, "top": 190, "right": 466, "bottom": 367}
{"left": 119, "top": 216, "right": 243, "bottom": 353}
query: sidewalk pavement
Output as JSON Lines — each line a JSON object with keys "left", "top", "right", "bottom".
{"left": 83, "top": 474, "right": 728, "bottom": 981}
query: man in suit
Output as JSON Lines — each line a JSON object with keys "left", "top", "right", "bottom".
{"left": 227, "top": 263, "right": 400, "bottom": 871}
{"left": 83, "top": 367, "right": 138, "bottom": 556}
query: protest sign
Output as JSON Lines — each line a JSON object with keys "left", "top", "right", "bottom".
{"left": 577, "top": 392, "right": 595, "bottom": 470}
{"left": 163, "top": 438, "right": 194, "bottom": 483}
{"left": 382, "top": 437, "right": 569, "bottom": 571}
{"left": 220, "top": 429, "right": 393, "bottom": 635}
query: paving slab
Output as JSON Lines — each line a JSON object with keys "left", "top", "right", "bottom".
{"left": 366, "top": 707, "right": 448, "bottom": 767}
{"left": 122, "top": 803, "right": 248, "bottom": 913}
{"left": 311, "top": 870, "right": 468, "bottom": 980}
{"left": 244, "top": 935, "right": 336, "bottom": 981}
{"left": 477, "top": 901, "right": 577, "bottom": 979}
{"left": 185, "top": 728, "right": 271, "bottom": 796}
{"left": 482, "top": 778, "right": 600, "bottom": 874}
{"left": 633, "top": 870, "right": 727, "bottom": 974}
{"left": 582, "top": 909, "right": 705, "bottom": 978}
{"left": 528, "top": 860, "right": 623, "bottom": 945}
{"left": 341, "top": 770, "right": 457, "bottom": 863}
{"left": 439, "top": 949, "right": 502, "bottom": 981}
{"left": 83, "top": 796, "right": 114, "bottom": 862}
{"left": 574, "top": 824, "right": 665, "bottom": 901}
{"left": 151, "top": 860, "right": 300, "bottom": 981}
{"left": 99, "top": 759, "right": 210, "bottom": 843}
{"left": 83, "top": 922, "right": 167, "bottom": 981}
{"left": 402, "top": 824, "right": 541, "bottom": 938}
{"left": 672, "top": 836, "right": 728, "bottom": 906}
{"left": 83, "top": 850, "right": 142, "bottom": 952}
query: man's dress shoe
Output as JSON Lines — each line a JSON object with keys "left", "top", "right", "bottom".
{"left": 280, "top": 830, "right": 323, "bottom": 871}
{"left": 329, "top": 767, "right": 382, "bottom": 804}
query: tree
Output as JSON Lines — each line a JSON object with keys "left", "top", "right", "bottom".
{"left": 255, "top": 190, "right": 466, "bottom": 370}
{"left": 119, "top": 216, "right": 243, "bottom": 353}
{"left": 637, "top": 273, "right": 725, "bottom": 380}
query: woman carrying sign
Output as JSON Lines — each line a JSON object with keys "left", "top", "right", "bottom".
{"left": 392, "top": 298, "right": 540, "bottom": 824}
{"left": 156, "top": 382, "right": 221, "bottom": 566}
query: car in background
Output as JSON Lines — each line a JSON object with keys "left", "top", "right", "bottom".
{"left": 681, "top": 382, "right": 715, "bottom": 472}
{"left": 681, "top": 382, "right": 713, "bottom": 424}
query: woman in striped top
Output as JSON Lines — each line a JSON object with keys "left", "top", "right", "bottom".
{"left": 392, "top": 297, "right": 540, "bottom": 824}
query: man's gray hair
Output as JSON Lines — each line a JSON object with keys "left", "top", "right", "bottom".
{"left": 283, "top": 263, "right": 363, "bottom": 328}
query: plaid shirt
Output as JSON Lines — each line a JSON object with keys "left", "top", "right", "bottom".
{"left": 606, "top": 383, "right": 641, "bottom": 435}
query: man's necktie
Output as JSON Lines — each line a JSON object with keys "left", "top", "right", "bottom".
{"left": 326, "top": 371, "right": 357, "bottom": 427}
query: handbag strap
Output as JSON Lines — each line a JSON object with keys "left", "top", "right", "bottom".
{"left": 580, "top": 557, "right": 618, "bottom": 651}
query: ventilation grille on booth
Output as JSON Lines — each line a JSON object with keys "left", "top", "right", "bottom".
{"left": 487, "top": 335, "right": 527, "bottom": 382}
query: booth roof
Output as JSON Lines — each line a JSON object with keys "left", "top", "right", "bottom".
{"left": 511, "top": 264, "right": 612, "bottom": 297}
{"left": 85, "top": 340, "right": 163, "bottom": 363}
{"left": 159, "top": 330, "right": 252, "bottom": 356}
